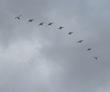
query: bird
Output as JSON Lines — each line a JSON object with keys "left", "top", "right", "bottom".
{"left": 39, "top": 22, "right": 44, "bottom": 26}
{"left": 48, "top": 22, "right": 53, "bottom": 26}
{"left": 28, "top": 19, "right": 34, "bottom": 22}
{"left": 87, "top": 48, "right": 91, "bottom": 51}
{"left": 68, "top": 32, "right": 73, "bottom": 35}
{"left": 77, "top": 40, "right": 83, "bottom": 43}
{"left": 15, "top": 15, "right": 21, "bottom": 19}
{"left": 58, "top": 27, "right": 64, "bottom": 29}
{"left": 94, "top": 57, "right": 98, "bottom": 60}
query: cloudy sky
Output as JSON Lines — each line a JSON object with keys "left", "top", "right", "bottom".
{"left": 0, "top": 0, "right": 110, "bottom": 92}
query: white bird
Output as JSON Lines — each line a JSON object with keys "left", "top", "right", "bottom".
{"left": 77, "top": 40, "right": 83, "bottom": 43}
{"left": 15, "top": 15, "right": 21, "bottom": 19}
{"left": 28, "top": 19, "right": 34, "bottom": 22}
{"left": 39, "top": 22, "right": 44, "bottom": 26}
{"left": 48, "top": 22, "right": 53, "bottom": 26}
{"left": 58, "top": 26, "right": 64, "bottom": 29}
{"left": 87, "top": 48, "right": 91, "bottom": 51}
{"left": 68, "top": 32, "right": 73, "bottom": 35}
{"left": 94, "top": 57, "right": 98, "bottom": 60}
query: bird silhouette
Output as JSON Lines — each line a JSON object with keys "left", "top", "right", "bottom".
{"left": 28, "top": 19, "right": 34, "bottom": 22}
{"left": 94, "top": 57, "right": 98, "bottom": 60}
{"left": 15, "top": 15, "right": 21, "bottom": 19}
{"left": 39, "top": 22, "right": 44, "bottom": 26}
{"left": 58, "top": 27, "right": 64, "bottom": 29}
{"left": 87, "top": 48, "right": 91, "bottom": 51}
{"left": 48, "top": 22, "right": 53, "bottom": 26}
{"left": 77, "top": 40, "right": 83, "bottom": 43}
{"left": 68, "top": 32, "right": 73, "bottom": 35}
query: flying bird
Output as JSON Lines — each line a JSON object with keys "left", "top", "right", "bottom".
{"left": 77, "top": 40, "right": 83, "bottom": 43}
{"left": 58, "top": 27, "right": 64, "bottom": 29}
{"left": 48, "top": 22, "right": 53, "bottom": 26}
{"left": 94, "top": 57, "right": 98, "bottom": 60}
{"left": 68, "top": 32, "right": 73, "bottom": 35}
{"left": 15, "top": 15, "right": 21, "bottom": 19}
{"left": 87, "top": 48, "right": 91, "bottom": 51}
{"left": 39, "top": 22, "right": 44, "bottom": 26}
{"left": 28, "top": 19, "right": 34, "bottom": 22}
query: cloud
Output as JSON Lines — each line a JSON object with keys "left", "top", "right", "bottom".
{"left": 0, "top": 0, "right": 110, "bottom": 92}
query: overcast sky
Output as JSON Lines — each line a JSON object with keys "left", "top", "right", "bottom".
{"left": 0, "top": 0, "right": 110, "bottom": 92}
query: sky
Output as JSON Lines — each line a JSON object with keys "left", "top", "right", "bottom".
{"left": 0, "top": 0, "right": 110, "bottom": 92}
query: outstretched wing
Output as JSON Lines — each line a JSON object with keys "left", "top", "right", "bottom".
{"left": 19, "top": 15, "right": 21, "bottom": 17}
{"left": 15, "top": 17, "right": 18, "bottom": 19}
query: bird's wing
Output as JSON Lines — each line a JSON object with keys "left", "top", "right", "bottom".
{"left": 19, "top": 15, "right": 21, "bottom": 17}
{"left": 15, "top": 17, "right": 18, "bottom": 19}
{"left": 38, "top": 23, "right": 42, "bottom": 26}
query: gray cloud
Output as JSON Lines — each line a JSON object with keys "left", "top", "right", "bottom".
{"left": 0, "top": 0, "right": 110, "bottom": 92}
